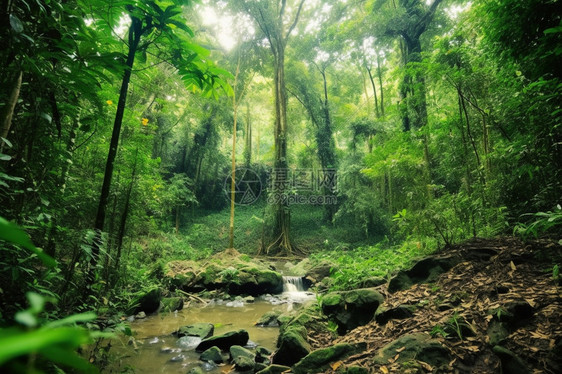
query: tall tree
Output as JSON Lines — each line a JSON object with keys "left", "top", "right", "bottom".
{"left": 235, "top": 0, "right": 305, "bottom": 255}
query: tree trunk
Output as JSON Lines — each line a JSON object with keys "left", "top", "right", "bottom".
{"left": 0, "top": 71, "right": 22, "bottom": 151}
{"left": 244, "top": 101, "right": 252, "bottom": 167}
{"left": 376, "top": 53, "right": 385, "bottom": 117}
{"left": 87, "top": 17, "right": 142, "bottom": 290}
{"left": 366, "top": 65, "right": 380, "bottom": 118}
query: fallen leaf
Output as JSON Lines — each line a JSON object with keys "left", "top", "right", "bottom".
{"left": 396, "top": 347, "right": 406, "bottom": 353}
{"left": 380, "top": 366, "right": 389, "bottom": 374}
{"left": 331, "top": 361, "right": 343, "bottom": 370}
{"left": 510, "top": 261, "right": 517, "bottom": 271}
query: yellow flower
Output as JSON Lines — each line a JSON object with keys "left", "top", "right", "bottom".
{"left": 141, "top": 118, "right": 149, "bottom": 126}
{"left": 106, "top": 100, "right": 113, "bottom": 105}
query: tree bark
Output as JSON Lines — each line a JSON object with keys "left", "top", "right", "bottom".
{"left": 0, "top": 71, "right": 22, "bottom": 151}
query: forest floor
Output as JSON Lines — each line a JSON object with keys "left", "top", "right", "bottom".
{"left": 306, "top": 237, "right": 562, "bottom": 373}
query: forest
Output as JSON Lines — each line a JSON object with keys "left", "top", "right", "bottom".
{"left": 0, "top": 0, "right": 561, "bottom": 373}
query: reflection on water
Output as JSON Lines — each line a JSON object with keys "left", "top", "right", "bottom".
{"left": 109, "top": 300, "right": 293, "bottom": 373}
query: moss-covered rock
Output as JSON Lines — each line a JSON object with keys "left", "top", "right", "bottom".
{"left": 321, "top": 288, "right": 384, "bottom": 334}
{"left": 126, "top": 287, "right": 161, "bottom": 315}
{"left": 256, "top": 310, "right": 282, "bottom": 327}
{"left": 163, "top": 261, "right": 198, "bottom": 290}
{"left": 232, "top": 355, "right": 255, "bottom": 371}
{"left": 255, "top": 364, "right": 291, "bottom": 374}
{"left": 196, "top": 329, "right": 249, "bottom": 352}
{"left": 388, "top": 256, "right": 459, "bottom": 293}
{"left": 200, "top": 346, "right": 223, "bottom": 364}
{"left": 272, "top": 325, "right": 311, "bottom": 366}
{"left": 187, "top": 367, "right": 205, "bottom": 374}
{"left": 176, "top": 323, "right": 214, "bottom": 339}
{"left": 229, "top": 345, "right": 255, "bottom": 361}
{"left": 373, "top": 333, "right": 450, "bottom": 368}
{"left": 160, "top": 297, "right": 183, "bottom": 313}
{"left": 293, "top": 343, "right": 367, "bottom": 374}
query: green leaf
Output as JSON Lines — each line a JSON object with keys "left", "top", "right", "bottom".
{"left": 9, "top": 14, "right": 24, "bottom": 33}
{"left": 45, "top": 312, "right": 97, "bottom": 328}
{"left": 39, "top": 346, "right": 97, "bottom": 373}
{"left": 15, "top": 310, "right": 38, "bottom": 328}
{"left": 0, "top": 217, "right": 57, "bottom": 268}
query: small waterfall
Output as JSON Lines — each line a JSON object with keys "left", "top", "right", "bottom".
{"left": 283, "top": 276, "right": 305, "bottom": 292}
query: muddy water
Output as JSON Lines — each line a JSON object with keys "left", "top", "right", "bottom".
{"left": 111, "top": 300, "right": 292, "bottom": 373}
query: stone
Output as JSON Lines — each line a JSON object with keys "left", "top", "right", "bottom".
{"left": 256, "top": 310, "right": 282, "bottom": 327}
{"left": 321, "top": 288, "right": 384, "bottom": 334}
{"left": 175, "top": 323, "right": 214, "bottom": 339}
{"left": 229, "top": 345, "right": 255, "bottom": 361}
{"left": 177, "top": 336, "right": 202, "bottom": 350}
{"left": 358, "top": 277, "right": 386, "bottom": 288}
{"left": 493, "top": 345, "right": 529, "bottom": 374}
{"left": 160, "top": 297, "right": 183, "bottom": 313}
{"left": 388, "top": 256, "right": 458, "bottom": 293}
{"left": 305, "top": 261, "right": 334, "bottom": 284}
{"left": 254, "top": 362, "right": 268, "bottom": 372}
{"left": 196, "top": 329, "right": 249, "bottom": 352}
{"left": 232, "top": 355, "right": 255, "bottom": 371}
{"left": 200, "top": 346, "right": 223, "bottom": 364}
{"left": 255, "top": 364, "right": 291, "bottom": 374}
{"left": 126, "top": 287, "right": 162, "bottom": 315}
{"left": 373, "top": 333, "right": 450, "bottom": 368}
{"left": 135, "top": 311, "right": 146, "bottom": 319}
{"left": 375, "top": 305, "right": 415, "bottom": 325}
{"left": 187, "top": 367, "right": 205, "bottom": 374}
{"left": 256, "top": 346, "right": 272, "bottom": 363}
{"left": 293, "top": 343, "right": 367, "bottom": 374}
{"left": 272, "top": 325, "right": 311, "bottom": 366}
{"left": 169, "top": 353, "right": 186, "bottom": 362}
{"left": 487, "top": 321, "right": 509, "bottom": 346}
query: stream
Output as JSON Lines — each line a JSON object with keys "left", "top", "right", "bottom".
{"left": 110, "top": 277, "right": 314, "bottom": 373}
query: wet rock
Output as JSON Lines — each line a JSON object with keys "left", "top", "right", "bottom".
{"left": 256, "top": 346, "right": 272, "bottom": 363}
{"left": 321, "top": 288, "right": 384, "bottom": 334}
{"left": 169, "top": 353, "right": 186, "bottom": 362}
{"left": 199, "top": 346, "right": 223, "bottom": 364}
{"left": 256, "top": 310, "right": 282, "bottom": 327}
{"left": 135, "top": 311, "right": 146, "bottom": 319}
{"left": 126, "top": 287, "right": 162, "bottom": 315}
{"left": 254, "top": 362, "right": 268, "bottom": 372}
{"left": 196, "top": 329, "right": 249, "bottom": 352}
{"left": 388, "top": 256, "right": 459, "bottom": 293}
{"left": 160, "top": 297, "right": 183, "bottom": 313}
{"left": 177, "top": 336, "right": 202, "bottom": 350}
{"left": 373, "top": 333, "right": 450, "bottom": 368}
{"left": 293, "top": 343, "right": 367, "bottom": 374}
{"left": 255, "top": 364, "right": 291, "bottom": 374}
{"left": 272, "top": 325, "right": 311, "bottom": 366}
{"left": 200, "top": 360, "right": 217, "bottom": 371}
{"left": 148, "top": 337, "right": 159, "bottom": 344}
{"left": 187, "top": 367, "right": 205, "bottom": 374}
{"left": 375, "top": 305, "right": 415, "bottom": 325}
{"left": 493, "top": 345, "right": 529, "bottom": 374}
{"left": 229, "top": 345, "right": 255, "bottom": 361}
{"left": 175, "top": 323, "right": 214, "bottom": 339}
{"left": 160, "top": 347, "right": 181, "bottom": 354}
{"left": 244, "top": 296, "right": 255, "bottom": 303}
{"left": 233, "top": 355, "right": 255, "bottom": 371}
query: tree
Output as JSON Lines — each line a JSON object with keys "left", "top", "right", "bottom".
{"left": 235, "top": 0, "right": 305, "bottom": 256}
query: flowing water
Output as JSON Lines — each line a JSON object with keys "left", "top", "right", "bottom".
{"left": 109, "top": 280, "right": 314, "bottom": 373}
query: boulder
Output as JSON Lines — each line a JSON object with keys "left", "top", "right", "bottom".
{"left": 388, "top": 256, "right": 459, "bottom": 293}
{"left": 375, "top": 305, "right": 415, "bottom": 325}
{"left": 256, "top": 346, "right": 272, "bottom": 364}
{"left": 126, "top": 287, "right": 161, "bottom": 315}
{"left": 160, "top": 297, "right": 183, "bottom": 313}
{"left": 196, "top": 329, "right": 249, "bottom": 352}
{"left": 373, "top": 333, "right": 450, "bottom": 368}
{"left": 232, "top": 355, "right": 255, "bottom": 371}
{"left": 358, "top": 276, "right": 386, "bottom": 288}
{"left": 321, "top": 288, "right": 384, "bottom": 334}
{"left": 187, "top": 367, "right": 205, "bottom": 374}
{"left": 177, "top": 336, "right": 202, "bottom": 350}
{"left": 200, "top": 346, "right": 223, "bottom": 364}
{"left": 176, "top": 323, "right": 214, "bottom": 339}
{"left": 293, "top": 343, "right": 367, "bottom": 374}
{"left": 163, "top": 260, "right": 198, "bottom": 290}
{"left": 256, "top": 364, "right": 291, "bottom": 374}
{"left": 256, "top": 310, "right": 282, "bottom": 327}
{"left": 305, "top": 260, "right": 334, "bottom": 284}
{"left": 272, "top": 325, "right": 311, "bottom": 366}
{"left": 229, "top": 345, "right": 255, "bottom": 361}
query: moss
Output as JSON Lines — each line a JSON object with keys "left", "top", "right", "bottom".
{"left": 322, "top": 293, "right": 342, "bottom": 307}
{"left": 293, "top": 343, "right": 366, "bottom": 374}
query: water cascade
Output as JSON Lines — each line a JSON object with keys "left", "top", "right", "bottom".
{"left": 282, "top": 276, "right": 305, "bottom": 292}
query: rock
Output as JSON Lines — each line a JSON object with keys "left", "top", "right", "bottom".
{"left": 163, "top": 260, "right": 198, "bottom": 290}
{"left": 232, "top": 355, "right": 255, "bottom": 371}
{"left": 135, "top": 311, "right": 146, "bottom": 319}
{"left": 255, "top": 364, "right": 291, "bottom": 374}
{"left": 493, "top": 345, "right": 529, "bottom": 374}
{"left": 272, "top": 325, "right": 311, "bottom": 366}
{"left": 200, "top": 361, "right": 217, "bottom": 371}
{"left": 187, "top": 367, "right": 205, "bottom": 374}
{"left": 256, "top": 346, "right": 272, "bottom": 363}
{"left": 254, "top": 362, "right": 268, "bottom": 372}
{"left": 321, "top": 288, "right": 384, "bottom": 334}
{"left": 388, "top": 256, "right": 458, "bottom": 293}
{"left": 229, "top": 345, "right": 255, "bottom": 361}
{"left": 373, "top": 333, "right": 450, "bottom": 368}
{"left": 375, "top": 305, "right": 415, "bottom": 325}
{"left": 358, "top": 276, "right": 386, "bottom": 288}
{"left": 256, "top": 310, "right": 282, "bottom": 327}
{"left": 169, "top": 353, "right": 186, "bottom": 362}
{"left": 126, "top": 287, "right": 162, "bottom": 315}
{"left": 196, "top": 329, "right": 249, "bottom": 352}
{"left": 160, "top": 297, "right": 183, "bottom": 313}
{"left": 244, "top": 296, "right": 255, "bottom": 303}
{"left": 177, "top": 336, "right": 202, "bottom": 350}
{"left": 200, "top": 346, "right": 223, "bottom": 364}
{"left": 176, "top": 323, "right": 214, "bottom": 339}
{"left": 293, "top": 343, "right": 367, "bottom": 374}
{"left": 160, "top": 347, "right": 181, "bottom": 354}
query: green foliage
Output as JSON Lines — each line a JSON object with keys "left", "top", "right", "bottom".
{"left": 514, "top": 205, "right": 562, "bottom": 241}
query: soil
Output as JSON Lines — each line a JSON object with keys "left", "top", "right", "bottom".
{"left": 306, "top": 237, "right": 562, "bottom": 373}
